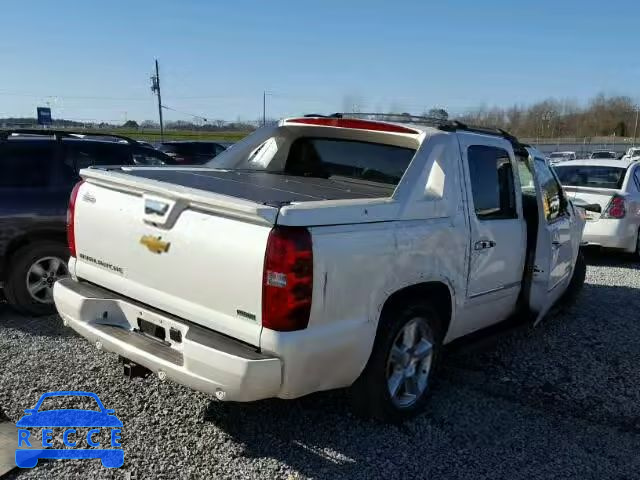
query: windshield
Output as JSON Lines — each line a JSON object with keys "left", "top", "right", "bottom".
{"left": 549, "top": 153, "right": 569, "bottom": 159}
{"left": 590, "top": 151, "right": 616, "bottom": 159}
{"left": 553, "top": 165, "right": 626, "bottom": 189}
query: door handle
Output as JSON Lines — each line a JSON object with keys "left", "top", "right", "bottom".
{"left": 551, "top": 240, "right": 561, "bottom": 248}
{"left": 474, "top": 240, "right": 496, "bottom": 250}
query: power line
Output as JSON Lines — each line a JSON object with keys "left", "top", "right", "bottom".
{"left": 161, "top": 105, "right": 208, "bottom": 122}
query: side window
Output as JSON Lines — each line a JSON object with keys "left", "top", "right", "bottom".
{"left": 65, "top": 142, "right": 131, "bottom": 170}
{"left": 0, "top": 142, "right": 56, "bottom": 188}
{"left": 534, "top": 158, "right": 564, "bottom": 222}
{"left": 132, "top": 147, "right": 171, "bottom": 166}
{"left": 516, "top": 154, "right": 535, "bottom": 192}
{"left": 214, "top": 144, "right": 227, "bottom": 156}
{"left": 634, "top": 170, "right": 640, "bottom": 191}
{"left": 467, "top": 145, "right": 517, "bottom": 219}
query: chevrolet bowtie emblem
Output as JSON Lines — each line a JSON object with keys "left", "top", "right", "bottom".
{"left": 140, "top": 235, "right": 171, "bottom": 254}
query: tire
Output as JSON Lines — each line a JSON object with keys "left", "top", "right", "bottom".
{"left": 633, "top": 229, "right": 640, "bottom": 261}
{"left": 4, "top": 241, "right": 69, "bottom": 316}
{"left": 349, "top": 302, "right": 442, "bottom": 423}
{"left": 556, "top": 251, "right": 586, "bottom": 311}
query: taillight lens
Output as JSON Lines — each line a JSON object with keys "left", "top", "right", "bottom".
{"left": 67, "top": 180, "right": 84, "bottom": 257}
{"left": 603, "top": 195, "right": 626, "bottom": 219}
{"left": 262, "top": 227, "right": 313, "bottom": 332}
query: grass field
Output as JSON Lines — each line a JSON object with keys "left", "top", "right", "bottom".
{"left": 103, "top": 129, "right": 250, "bottom": 142}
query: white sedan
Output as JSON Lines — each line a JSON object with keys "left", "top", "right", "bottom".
{"left": 554, "top": 159, "right": 640, "bottom": 257}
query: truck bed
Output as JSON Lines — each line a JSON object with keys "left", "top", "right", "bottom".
{"left": 116, "top": 168, "right": 394, "bottom": 206}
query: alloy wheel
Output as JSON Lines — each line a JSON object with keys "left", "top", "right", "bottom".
{"left": 25, "top": 256, "right": 69, "bottom": 304}
{"left": 386, "top": 317, "right": 434, "bottom": 408}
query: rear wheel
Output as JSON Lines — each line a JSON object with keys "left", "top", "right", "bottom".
{"left": 634, "top": 229, "right": 640, "bottom": 260}
{"left": 349, "top": 302, "right": 442, "bottom": 423}
{"left": 4, "top": 241, "right": 69, "bottom": 316}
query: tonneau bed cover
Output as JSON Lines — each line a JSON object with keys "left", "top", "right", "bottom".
{"left": 117, "top": 168, "right": 394, "bottom": 206}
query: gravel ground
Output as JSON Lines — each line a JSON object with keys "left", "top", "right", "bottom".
{"left": 1, "top": 251, "right": 639, "bottom": 480}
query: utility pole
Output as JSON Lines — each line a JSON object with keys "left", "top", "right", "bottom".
{"left": 633, "top": 105, "right": 639, "bottom": 147}
{"left": 150, "top": 59, "right": 164, "bottom": 140}
{"left": 262, "top": 91, "right": 273, "bottom": 127}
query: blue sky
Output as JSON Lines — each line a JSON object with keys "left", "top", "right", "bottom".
{"left": 1, "top": 0, "right": 638, "bottom": 123}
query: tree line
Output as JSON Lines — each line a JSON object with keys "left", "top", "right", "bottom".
{"left": 451, "top": 93, "right": 639, "bottom": 139}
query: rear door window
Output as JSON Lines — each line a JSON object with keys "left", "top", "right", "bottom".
{"left": 0, "top": 141, "right": 59, "bottom": 188}
{"left": 466, "top": 145, "right": 517, "bottom": 219}
{"left": 284, "top": 137, "right": 416, "bottom": 185}
{"left": 64, "top": 141, "right": 132, "bottom": 170}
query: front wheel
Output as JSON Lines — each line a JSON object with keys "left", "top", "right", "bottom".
{"left": 349, "top": 303, "right": 441, "bottom": 423}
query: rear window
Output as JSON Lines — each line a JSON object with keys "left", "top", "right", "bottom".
{"left": 284, "top": 137, "right": 416, "bottom": 185}
{"left": 590, "top": 151, "right": 616, "bottom": 159}
{"left": 554, "top": 165, "right": 626, "bottom": 189}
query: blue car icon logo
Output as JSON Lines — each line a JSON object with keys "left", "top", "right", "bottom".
{"left": 15, "top": 391, "right": 123, "bottom": 468}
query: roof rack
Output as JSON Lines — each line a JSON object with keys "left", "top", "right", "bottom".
{"left": 0, "top": 128, "right": 143, "bottom": 145}
{"left": 322, "top": 112, "right": 522, "bottom": 145}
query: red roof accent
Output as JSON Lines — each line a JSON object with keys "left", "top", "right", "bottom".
{"left": 285, "top": 117, "right": 419, "bottom": 134}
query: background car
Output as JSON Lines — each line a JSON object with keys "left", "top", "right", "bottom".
{"left": 589, "top": 150, "right": 618, "bottom": 159}
{"left": 154, "top": 140, "right": 232, "bottom": 164}
{"left": 0, "top": 129, "right": 176, "bottom": 315}
{"left": 553, "top": 158, "right": 640, "bottom": 257}
{"left": 548, "top": 151, "right": 577, "bottom": 164}
{"left": 622, "top": 147, "right": 640, "bottom": 160}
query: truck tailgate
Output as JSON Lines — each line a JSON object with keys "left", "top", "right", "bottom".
{"left": 72, "top": 170, "right": 280, "bottom": 347}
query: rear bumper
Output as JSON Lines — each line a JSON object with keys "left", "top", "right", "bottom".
{"left": 581, "top": 219, "right": 637, "bottom": 252}
{"left": 53, "top": 278, "right": 282, "bottom": 402}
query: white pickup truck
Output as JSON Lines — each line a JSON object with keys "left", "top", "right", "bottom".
{"left": 54, "top": 115, "right": 590, "bottom": 422}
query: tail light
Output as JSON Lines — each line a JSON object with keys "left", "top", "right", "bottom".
{"left": 602, "top": 195, "right": 626, "bottom": 219}
{"left": 67, "top": 180, "right": 84, "bottom": 257}
{"left": 262, "top": 227, "right": 313, "bottom": 332}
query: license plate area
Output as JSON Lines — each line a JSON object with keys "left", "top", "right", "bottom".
{"left": 136, "top": 318, "right": 169, "bottom": 345}
{"left": 118, "top": 302, "right": 187, "bottom": 349}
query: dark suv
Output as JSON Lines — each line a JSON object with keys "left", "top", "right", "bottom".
{"left": 0, "top": 130, "right": 175, "bottom": 315}
{"left": 155, "top": 141, "right": 231, "bottom": 164}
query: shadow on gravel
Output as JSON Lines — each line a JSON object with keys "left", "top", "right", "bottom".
{"left": 582, "top": 248, "right": 639, "bottom": 270}
{"left": 202, "top": 390, "right": 406, "bottom": 479}
{"left": 0, "top": 303, "right": 73, "bottom": 338}
{"left": 203, "top": 279, "right": 640, "bottom": 478}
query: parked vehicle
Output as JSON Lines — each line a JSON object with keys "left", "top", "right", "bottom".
{"left": 622, "top": 147, "right": 640, "bottom": 161}
{"left": 554, "top": 159, "right": 640, "bottom": 257}
{"left": 54, "top": 115, "right": 589, "bottom": 422}
{"left": 548, "top": 151, "right": 577, "bottom": 164}
{"left": 154, "top": 141, "right": 231, "bottom": 164}
{"left": 590, "top": 150, "right": 617, "bottom": 159}
{"left": 0, "top": 129, "right": 176, "bottom": 315}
